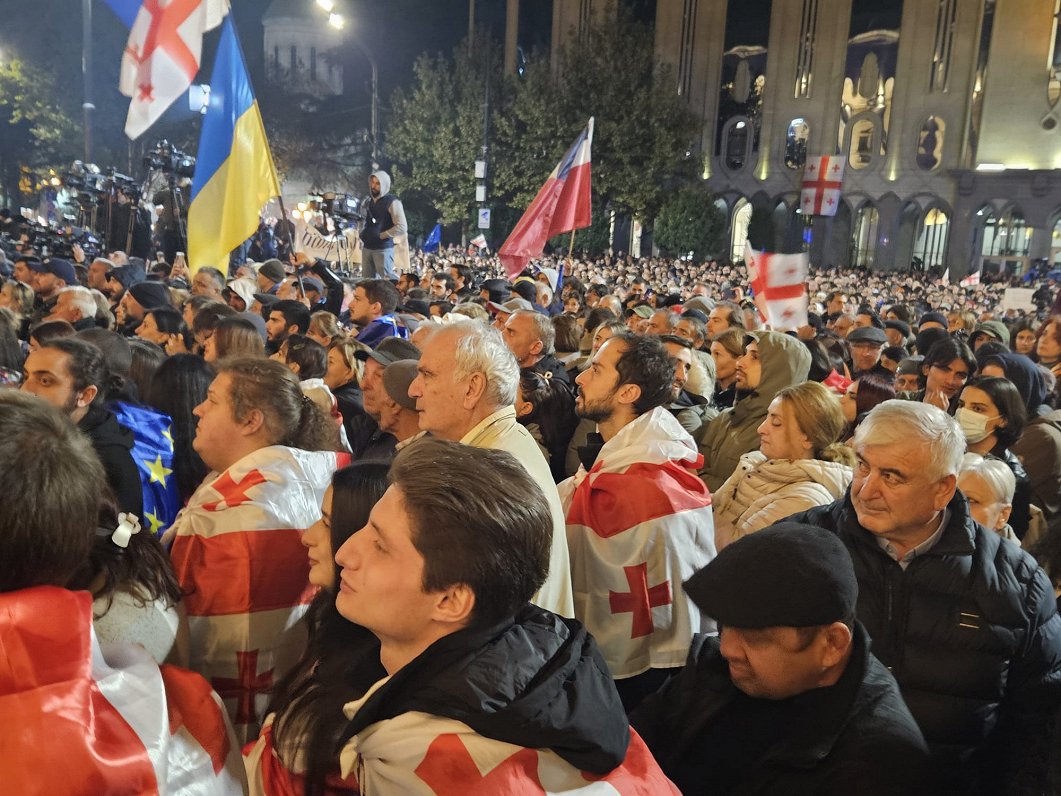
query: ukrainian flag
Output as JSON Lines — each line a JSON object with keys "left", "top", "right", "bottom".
{"left": 188, "top": 16, "right": 279, "bottom": 274}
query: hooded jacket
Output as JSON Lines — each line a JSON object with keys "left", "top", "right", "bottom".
{"left": 79, "top": 404, "right": 143, "bottom": 516}
{"left": 359, "top": 171, "right": 407, "bottom": 251}
{"left": 695, "top": 331, "right": 812, "bottom": 492}
{"left": 337, "top": 605, "right": 678, "bottom": 795}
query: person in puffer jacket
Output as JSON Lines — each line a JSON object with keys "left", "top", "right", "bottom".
{"left": 786, "top": 400, "right": 1061, "bottom": 795}
{"left": 712, "top": 381, "right": 853, "bottom": 551}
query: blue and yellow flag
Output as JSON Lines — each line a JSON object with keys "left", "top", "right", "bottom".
{"left": 188, "top": 16, "right": 279, "bottom": 274}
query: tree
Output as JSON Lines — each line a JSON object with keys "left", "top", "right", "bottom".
{"left": 0, "top": 57, "right": 80, "bottom": 205}
{"left": 654, "top": 189, "right": 727, "bottom": 260}
{"left": 386, "top": 36, "right": 508, "bottom": 229}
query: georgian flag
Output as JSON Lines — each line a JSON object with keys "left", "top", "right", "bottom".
{"left": 745, "top": 242, "right": 809, "bottom": 330}
{"left": 0, "top": 586, "right": 245, "bottom": 794}
{"left": 800, "top": 155, "right": 845, "bottom": 216}
{"left": 340, "top": 705, "right": 680, "bottom": 794}
{"left": 117, "top": 0, "right": 230, "bottom": 139}
{"left": 169, "top": 445, "right": 348, "bottom": 743}
{"left": 558, "top": 408, "right": 716, "bottom": 679}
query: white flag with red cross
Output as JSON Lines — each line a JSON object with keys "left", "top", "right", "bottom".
{"left": 559, "top": 408, "right": 716, "bottom": 679}
{"left": 119, "top": 0, "right": 230, "bottom": 139}
{"left": 800, "top": 155, "right": 845, "bottom": 216}
{"left": 746, "top": 244, "right": 809, "bottom": 330}
{"left": 169, "top": 445, "right": 348, "bottom": 743}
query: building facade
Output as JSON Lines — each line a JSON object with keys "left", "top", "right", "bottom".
{"left": 263, "top": 0, "right": 344, "bottom": 98}
{"left": 555, "top": 0, "right": 1061, "bottom": 277}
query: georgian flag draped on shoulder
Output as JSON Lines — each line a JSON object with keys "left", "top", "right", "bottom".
{"left": 745, "top": 241, "right": 809, "bottom": 330}
{"left": 339, "top": 701, "right": 680, "bottom": 794}
{"left": 800, "top": 155, "right": 845, "bottom": 216}
{"left": 169, "top": 445, "right": 346, "bottom": 743}
{"left": 0, "top": 586, "right": 245, "bottom": 794}
{"left": 114, "top": 0, "right": 230, "bottom": 140}
{"left": 558, "top": 408, "right": 716, "bottom": 679}
{"left": 499, "top": 118, "right": 594, "bottom": 279}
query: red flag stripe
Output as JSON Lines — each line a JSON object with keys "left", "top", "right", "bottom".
{"left": 171, "top": 529, "right": 315, "bottom": 616}
{"left": 566, "top": 460, "right": 712, "bottom": 539}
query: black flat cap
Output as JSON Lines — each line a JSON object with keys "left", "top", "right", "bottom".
{"left": 684, "top": 522, "right": 857, "bottom": 629}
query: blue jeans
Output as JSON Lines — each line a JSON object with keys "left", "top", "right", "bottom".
{"left": 362, "top": 247, "right": 396, "bottom": 280}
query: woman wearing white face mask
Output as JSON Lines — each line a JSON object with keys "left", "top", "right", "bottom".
{"left": 956, "top": 377, "right": 1031, "bottom": 539}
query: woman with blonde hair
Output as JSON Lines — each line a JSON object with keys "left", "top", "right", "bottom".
{"left": 711, "top": 380, "right": 855, "bottom": 550}
{"left": 307, "top": 310, "right": 344, "bottom": 348}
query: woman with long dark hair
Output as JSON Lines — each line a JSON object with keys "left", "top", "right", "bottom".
{"left": 245, "top": 462, "right": 390, "bottom": 795}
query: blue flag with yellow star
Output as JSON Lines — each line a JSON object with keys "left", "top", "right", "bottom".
{"left": 113, "top": 402, "right": 182, "bottom": 537}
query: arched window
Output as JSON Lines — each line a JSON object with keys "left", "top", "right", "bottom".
{"left": 1050, "top": 0, "right": 1061, "bottom": 106}
{"left": 852, "top": 204, "right": 879, "bottom": 267}
{"left": 848, "top": 116, "right": 878, "bottom": 170}
{"left": 981, "top": 208, "right": 1030, "bottom": 257}
{"left": 914, "top": 207, "right": 949, "bottom": 270}
{"left": 731, "top": 198, "right": 752, "bottom": 262}
{"left": 785, "top": 118, "right": 810, "bottom": 169}
{"left": 723, "top": 118, "right": 752, "bottom": 172}
{"left": 1052, "top": 217, "right": 1061, "bottom": 265}
{"left": 916, "top": 116, "right": 945, "bottom": 171}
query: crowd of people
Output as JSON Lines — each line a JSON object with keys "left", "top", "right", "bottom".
{"left": 2, "top": 222, "right": 1061, "bottom": 794}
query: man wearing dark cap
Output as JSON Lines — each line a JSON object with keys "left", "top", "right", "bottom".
{"left": 27, "top": 257, "right": 78, "bottom": 327}
{"left": 256, "top": 259, "right": 286, "bottom": 295}
{"left": 119, "top": 280, "right": 171, "bottom": 332}
{"left": 918, "top": 311, "right": 948, "bottom": 332}
{"left": 350, "top": 336, "right": 421, "bottom": 460}
{"left": 378, "top": 360, "right": 425, "bottom": 449}
{"left": 847, "top": 326, "right": 891, "bottom": 380}
{"left": 884, "top": 319, "right": 911, "bottom": 348}
{"left": 632, "top": 523, "right": 931, "bottom": 794}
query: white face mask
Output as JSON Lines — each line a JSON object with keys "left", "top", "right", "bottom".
{"left": 956, "top": 407, "right": 999, "bottom": 444}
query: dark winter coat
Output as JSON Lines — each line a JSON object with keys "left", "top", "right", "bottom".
{"left": 78, "top": 404, "right": 143, "bottom": 516}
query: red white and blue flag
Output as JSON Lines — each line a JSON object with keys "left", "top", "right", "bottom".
{"left": 499, "top": 118, "right": 594, "bottom": 278}
{"left": 114, "top": 0, "right": 229, "bottom": 139}
{"left": 800, "top": 155, "right": 845, "bottom": 217}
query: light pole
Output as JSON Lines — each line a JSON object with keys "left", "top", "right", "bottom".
{"left": 82, "top": 0, "right": 94, "bottom": 162}
{"left": 313, "top": 2, "right": 379, "bottom": 168}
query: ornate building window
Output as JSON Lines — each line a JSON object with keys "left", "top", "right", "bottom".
{"left": 785, "top": 118, "right": 810, "bottom": 169}
{"left": 930, "top": 0, "right": 957, "bottom": 92}
{"left": 852, "top": 204, "right": 879, "bottom": 267}
{"left": 914, "top": 207, "right": 949, "bottom": 269}
{"left": 847, "top": 114, "right": 879, "bottom": 170}
{"left": 981, "top": 208, "right": 1030, "bottom": 257}
{"left": 723, "top": 117, "right": 752, "bottom": 172}
{"left": 1049, "top": 0, "right": 1061, "bottom": 107}
{"left": 916, "top": 116, "right": 945, "bottom": 170}
{"left": 794, "top": 0, "right": 818, "bottom": 98}
{"left": 677, "top": 0, "right": 699, "bottom": 97}
{"left": 731, "top": 198, "right": 752, "bottom": 262}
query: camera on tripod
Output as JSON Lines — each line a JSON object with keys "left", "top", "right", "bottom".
{"left": 143, "top": 140, "right": 197, "bottom": 178}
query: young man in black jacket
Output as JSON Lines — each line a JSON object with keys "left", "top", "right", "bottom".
{"left": 632, "top": 522, "right": 931, "bottom": 795}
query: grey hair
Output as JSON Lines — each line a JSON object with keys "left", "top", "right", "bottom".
{"left": 59, "top": 285, "right": 98, "bottom": 320}
{"left": 451, "top": 302, "right": 489, "bottom": 322}
{"left": 447, "top": 320, "right": 519, "bottom": 408}
{"left": 511, "top": 309, "right": 555, "bottom": 356}
{"left": 854, "top": 399, "right": 965, "bottom": 481}
{"left": 959, "top": 453, "right": 1016, "bottom": 504}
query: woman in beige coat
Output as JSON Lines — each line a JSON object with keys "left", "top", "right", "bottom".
{"left": 711, "top": 381, "right": 855, "bottom": 550}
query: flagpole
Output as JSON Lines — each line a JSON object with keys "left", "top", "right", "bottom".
{"left": 277, "top": 195, "right": 296, "bottom": 264}
{"left": 568, "top": 229, "right": 576, "bottom": 258}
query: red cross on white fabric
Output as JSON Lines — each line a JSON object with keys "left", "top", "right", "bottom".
{"left": 202, "top": 469, "right": 268, "bottom": 512}
{"left": 211, "top": 649, "right": 273, "bottom": 726}
{"left": 801, "top": 156, "right": 843, "bottom": 215}
{"left": 415, "top": 733, "right": 544, "bottom": 794}
{"left": 609, "top": 563, "right": 672, "bottom": 639}
{"left": 134, "top": 0, "right": 203, "bottom": 81}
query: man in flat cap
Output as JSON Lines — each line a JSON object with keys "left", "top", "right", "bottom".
{"left": 632, "top": 522, "right": 931, "bottom": 794}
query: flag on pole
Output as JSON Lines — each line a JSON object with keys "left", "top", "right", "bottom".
{"left": 117, "top": 0, "right": 229, "bottom": 140}
{"left": 960, "top": 270, "right": 981, "bottom": 287}
{"left": 469, "top": 234, "right": 488, "bottom": 250}
{"left": 745, "top": 243, "right": 809, "bottom": 329}
{"left": 499, "top": 119, "right": 593, "bottom": 278}
{"left": 800, "top": 155, "right": 845, "bottom": 216}
{"left": 187, "top": 16, "right": 280, "bottom": 275}
{"left": 422, "top": 223, "right": 442, "bottom": 252}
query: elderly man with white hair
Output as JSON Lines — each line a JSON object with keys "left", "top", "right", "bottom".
{"left": 47, "top": 285, "right": 98, "bottom": 330}
{"left": 407, "top": 320, "right": 574, "bottom": 618}
{"left": 787, "top": 399, "right": 1061, "bottom": 794}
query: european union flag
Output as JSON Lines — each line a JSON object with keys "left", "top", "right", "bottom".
{"left": 423, "top": 223, "right": 442, "bottom": 253}
{"left": 113, "top": 403, "right": 182, "bottom": 537}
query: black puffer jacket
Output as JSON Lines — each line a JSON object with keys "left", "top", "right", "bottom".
{"left": 788, "top": 492, "right": 1061, "bottom": 794}
{"left": 339, "top": 604, "right": 629, "bottom": 774}
{"left": 78, "top": 404, "right": 143, "bottom": 516}
{"left": 631, "top": 625, "right": 932, "bottom": 795}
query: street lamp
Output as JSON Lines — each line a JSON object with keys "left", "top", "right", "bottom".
{"left": 315, "top": 0, "right": 334, "bottom": 10}
{"left": 327, "top": 12, "right": 345, "bottom": 29}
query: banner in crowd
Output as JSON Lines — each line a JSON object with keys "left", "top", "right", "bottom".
{"left": 800, "top": 156, "right": 845, "bottom": 216}
{"left": 745, "top": 242, "right": 810, "bottom": 329}
{"left": 187, "top": 16, "right": 280, "bottom": 275}
{"left": 292, "top": 217, "right": 362, "bottom": 268}
{"left": 499, "top": 118, "right": 594, "bottom": 278}
{"left": 114, "top": 0, "right": 229, "bottom": 139}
